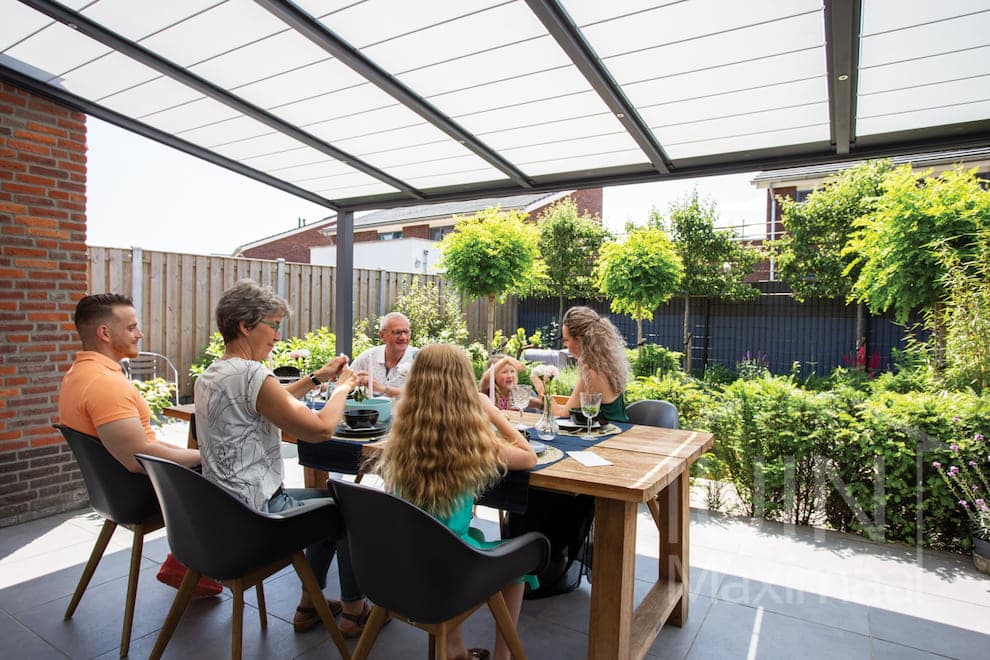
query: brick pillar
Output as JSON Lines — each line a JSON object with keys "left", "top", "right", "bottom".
{"left": 0, "top": 81, "right": 89, "bottom": 525}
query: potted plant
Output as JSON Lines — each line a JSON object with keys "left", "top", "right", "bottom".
{"left": 933, "top": 432, "right": 990, "bottom": 573}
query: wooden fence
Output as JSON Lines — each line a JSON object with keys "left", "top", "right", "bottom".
{"left": 88, "top": 247, "right": 514, "bottom": 398}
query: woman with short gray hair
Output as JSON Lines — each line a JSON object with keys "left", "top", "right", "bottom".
{"left": 195, "top": 279, "right": 371, "bottom": 636}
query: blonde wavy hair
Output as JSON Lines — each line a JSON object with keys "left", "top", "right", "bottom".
{"left": 377, "top": 344, "right": 503, "bottom": 517}
{"left": 563, "top": 306, "right": 630, "bottom": 395}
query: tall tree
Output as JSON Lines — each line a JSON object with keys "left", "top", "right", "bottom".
{"left": 845, "top": 165, "right": 990, "bottom": 364}
{"left": 438, "top": 207, "right": 541, "bottom": 346}
{"left": 773, "top": 160, "right": 892, "bottom": 360}
{"left": 595, "top": 227, "right": 683, "bottom": 345}
{"left": 653, "top": 192, "right": 759, "bottom": 373}
{"left": 536, "top": 198, "right": 610, "bottom": 341}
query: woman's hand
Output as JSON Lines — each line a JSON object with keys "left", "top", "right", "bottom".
{"left": 314, "top": 354, "right": 349, "bottom": 383}
{"left": 334, "top": 366, "right": 360, "bottom": 394}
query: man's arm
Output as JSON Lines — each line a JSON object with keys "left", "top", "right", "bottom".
{"left": 96, "top": 417, "right": 201, "bottom": 473}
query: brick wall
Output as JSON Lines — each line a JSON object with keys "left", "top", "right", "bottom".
{"left": 0, "top": 82, "right": 89, "bottom": 526}
{"left": 239, "top": 221, "right": 333, "bottom": 263}
{"left": 568, "top": 188, "right": 603, "bottom": 218}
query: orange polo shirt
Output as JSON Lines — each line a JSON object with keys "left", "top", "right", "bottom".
{"left": 58, "top": 351, "right": 156, "bottom": 442}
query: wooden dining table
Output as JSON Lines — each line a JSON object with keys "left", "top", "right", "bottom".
{"left": 163, "top": 403, "right": 713, "bottom": 660}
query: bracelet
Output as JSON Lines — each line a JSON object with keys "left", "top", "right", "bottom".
{"left": 309, "top": 374, "right": 321, "bottom": 387}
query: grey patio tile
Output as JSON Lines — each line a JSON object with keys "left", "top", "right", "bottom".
{"left": 0, "top": 609, "right": 64, "bottom": 659}
{"left": 871, "top": 637, "right": 959, "bottom": 660}
{"left": 868, "top": 603, "right": 990, "bottom": 660}
{"left": 645, "top": 592, "right": 714, "bottom": 660}
{"left": 685, "top": 600, "right": 872, "bottom": 660}
{"left": 716, "top": 574, "right": 869, "bottom": 635}
{"left": 0, "top": 511, "right": 80, "bottom": 558}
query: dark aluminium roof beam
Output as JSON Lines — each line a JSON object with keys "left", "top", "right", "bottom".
{"left": 823, "top": 0, "right": 862, "bottom": 155}
{"left": 0, "top": 63, "right": 337, "bottom": 210}
{"left": 525, "top": 0, "right": 671, "bottom": 174}
{"left": 255, "top": 0, "right": 534, "bottom": 190}
{"left": 19, "top": 0, "right": 424, "bottom": 201}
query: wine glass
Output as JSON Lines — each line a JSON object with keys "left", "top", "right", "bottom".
{"left": 579, "top": 392, "right": 602, "bottom": 439}
{"left": 509, "top": 385, "right": 531, "bottom": 425}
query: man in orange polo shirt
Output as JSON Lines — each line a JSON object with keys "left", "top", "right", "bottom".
{"left": 59, "top": 293, "right": 221, "bottom": 598}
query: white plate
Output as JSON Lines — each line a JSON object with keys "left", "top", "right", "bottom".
{"left": 557, "top": 419, "right": 601, "bottom": 431}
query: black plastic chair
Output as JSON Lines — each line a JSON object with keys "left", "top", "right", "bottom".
{"left": 273, "top": 365, "right": 302, "bottom": 385}
{"left": 135, "top": 454, "right": 349, "bottom": 660}
{"left": 625, "top": 400, "right": 681, "bottom": 529}
{"left": 329, "top": 479, "right": 550, "bottom": 660}
{"left": 55, "top": 424, "right": 163, "bottom": 657}
{"left": 626, "top": 399, "right": 680, "bottom": 430}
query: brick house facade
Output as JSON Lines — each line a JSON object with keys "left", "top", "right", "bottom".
{"left": 235, "top": 219, "right": 334, "bottom": 262}
{"left": 0, "top": 81, "right": 89, "bottom": 525}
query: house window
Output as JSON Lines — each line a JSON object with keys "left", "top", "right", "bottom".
{"left": 794, "top": 189, "right": 813, "bottom": 203}
{"left": 378, "top": 231, "right": 402, "bottom": 241}
{"left": 430, "top": 226, "right": 454, "bottom": 240}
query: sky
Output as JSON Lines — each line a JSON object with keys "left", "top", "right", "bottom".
{"left": 85, "top": 117, "right": 767, "bottom": 256}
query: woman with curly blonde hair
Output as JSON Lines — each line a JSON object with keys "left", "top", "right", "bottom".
{"left": 533, "top": 306, "right": 630, "bottom": 422}
{"left": 377, "top": 343, "right": 536, "bottom": 660}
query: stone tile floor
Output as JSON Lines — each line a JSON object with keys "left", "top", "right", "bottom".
{"left": 1, "top": 422, "right": 987, "bottom": 658}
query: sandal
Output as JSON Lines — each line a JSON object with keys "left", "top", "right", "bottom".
{"left": 339, "top": 602, "right": 373, "bottom": 639}
{"left": 293, "top": 599, "right": 343, "bottom": 633}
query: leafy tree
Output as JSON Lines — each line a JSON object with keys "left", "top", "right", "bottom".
{"left": 438, "top": 207, "right": 541, "bottom": 346}
{"left": 774, "top": 160, "right": 892, "bottom": 301}
{"left": 595, "top": 227, "right": 683, "bottom": 344}
{"left": 845, "top": 166, "right": 990, "bottom": 341}
{"left": 653, "top": 192, "right": 759, "bottom": 373}
{"left": 774, "top": 160, "right": 893, "bottom": 361}
{"left": 536, "top": 198, "right": 610, "bottom": 339}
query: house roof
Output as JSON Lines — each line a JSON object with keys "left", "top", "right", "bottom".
{"left": 320, "top": 190, "right": 567, "bottom": 234}
{"left": 751, "top": 146, "right": 990, "bottom": 187}
{"left": 232, "top": 216, "right": 336, "bottom": 254}
{"left": 4, "top": 1, "right": 987, "bottom": 213}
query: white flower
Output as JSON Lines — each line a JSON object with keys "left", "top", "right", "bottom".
{"left": 531, "top": 364, "right": 559, "bottom": 380}
{"left": 288, "top": 348, "right": 310, "bottom": 359}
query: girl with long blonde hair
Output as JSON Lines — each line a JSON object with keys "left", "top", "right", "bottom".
{"left": 378, "top": 343, "right": 536, "bottom": 660}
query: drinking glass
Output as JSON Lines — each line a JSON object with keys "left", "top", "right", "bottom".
{"left": 579, "top": 392, "right": 602, "bottom": 439}
{"left": 509, "top": 385, "right": 531, "bottom": 424}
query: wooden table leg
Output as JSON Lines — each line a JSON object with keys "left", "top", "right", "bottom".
{"left": 304, "top": 466, "right": 329, "bottom": 489}
{"left": 587, "top": 497, "right": 636, "bottom": 659}
{"left": 658, "top": 469, "right": 690, "bottom": 625}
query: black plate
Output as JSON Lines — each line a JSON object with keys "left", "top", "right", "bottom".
{"left": 557, "top": 419, "right": 601, "bottom": 431}
{"left": 334, "top": 421, "right": 389, "bottom": 438}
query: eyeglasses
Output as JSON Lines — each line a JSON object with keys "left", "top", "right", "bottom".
{"left": 257, "top": 320, "right": 281, "bottom": 331}
{"left": 387, "top": 329, "right": 411, "bottom": 336}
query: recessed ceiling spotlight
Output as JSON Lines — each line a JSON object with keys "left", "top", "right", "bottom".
{"left": 838, "top": 74, "right": 849, "bottom": 81}
{"left": 616, "top": 112, "right": 625, "bottom": 119}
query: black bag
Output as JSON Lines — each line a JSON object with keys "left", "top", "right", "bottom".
{"left": 506, "top": 490, "right": 594, "bottom": 599}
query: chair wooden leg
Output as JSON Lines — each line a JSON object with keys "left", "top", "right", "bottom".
{"left": 647, "top": 497, "right": 662, "bottom": 530}
{"left": 255, "top": 581, "right": 267, "bottom": 629}
{"left": 65, "top": 519, "right": 116, "bottom": 619}
{"left": 488, "top": 592, "right": 527, "bottom": 660}
{"left": 428, "top": 633, "right": 437, "bottom": 660}
{"left": 119, "top": 524, "right": 147, "bottom": 656}
{"left": 149, "top": 567, "right": 199, "bottom": 660}
{"left": 231, "top": 583, "right": 244, "bottom": 660}
{"left": 351, "top": 605, "right": 389, "bottom": 660}
{"left": 291, "top": 553, "right": 350, "bottom": 659}
{"left": 434, "top": 625, "right": 447, "bottom": 660}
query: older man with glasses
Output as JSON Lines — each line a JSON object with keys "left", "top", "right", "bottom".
{"left": 351, "top": 312, "right": 418, "bottom": 398}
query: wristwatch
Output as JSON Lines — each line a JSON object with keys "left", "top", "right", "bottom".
{"left": 309, "top": 374, "right": 321, "bottom": 387}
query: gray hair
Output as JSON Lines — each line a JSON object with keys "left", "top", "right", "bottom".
{"left": 379, "top": 311, "right": 409, "bottom": 331}
{"left": 215, "top": 279, "right": 290, "bottom": 343}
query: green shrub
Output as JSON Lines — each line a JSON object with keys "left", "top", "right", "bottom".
{"left": 631, "top": 343, "right": 682, "bottom": 378}
{"left": 392, "top": 276, "right": 469, "bottom": 346}
{"left": 133, "top": 378, "right": 176, "bottom": 424}
{"left": 625, "top": 371, "right": 710, "bottom": 429}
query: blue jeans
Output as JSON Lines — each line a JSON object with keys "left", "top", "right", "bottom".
{"left": 267, "top": 487, "right": 363, "bottom": 602}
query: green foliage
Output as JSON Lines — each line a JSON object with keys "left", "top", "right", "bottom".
{"left": 132, "top": 378, "right": 176, "bottom": 424}
{"left": 934, "top": 223, "right": 990, "bottom": 392}
{"left": 631, "top": 343, "right": 682, "bottom": 378}
{"left": 491, "top": 327, "right": 543, "bottom": 359}
{"left": 735, "top": 351, "right": 770, "bottom": 380}
{"left": 654, "top": 192, "right": 759, "bottom": 301}
{"left": 774, "top": 160, "right": 892, "bottom": 301}
{"left": 392, "top": 276, "right": 468, "bottom": 347}
{"left": 189, "top": 332, "right": 225, "bottom": 379}
{"left": 545, "top": 366, "right": 579, "bottom": 396}
{"left": 535, "top": 198, "right": 610, "bottom": 300}
{"left": 625, "top": 371, "right": 710, "bottom": 429}
{"left": 845, "top": 165, "right": 990, "bottom": 322}
{"left": 595, "top": 227, "right": 683, "bottom": 340}
{"left": 271, "top": 327, "right": 337, "bottom": 373}
{"left": 439, "top": 206, "right": 541, "bottom": 344}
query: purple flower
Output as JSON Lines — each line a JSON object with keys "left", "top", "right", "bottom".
{"left": 975, "top": 433, "right": 985, "bottom": 442}
{"left": 950, "top": 443, "right": 960, "bottom": 453}
{"left": 952, "top": 416, "right": 961, "bottom": 423}
{"left": 971, "top": 461, "right": 979, "bottom": 469}
{"left": 976, "top": 499, "right": 987, "bottom": 509}
{"left": 948, "top": 466, "right": 960, "bottom": 477}
{"left": 932, "top": 461, "right": 942, "bottom": 469}
{"left": 960, "top": 500, "right": 970, "bottom": 509}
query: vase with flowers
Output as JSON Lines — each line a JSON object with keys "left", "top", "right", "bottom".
{"left": 531, "top": 364, "right": 560, "bottom": 441}
{"left": 932, "top": 431, "right": 990, "bottom": 573}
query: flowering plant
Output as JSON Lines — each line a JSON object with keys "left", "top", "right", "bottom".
{"left": 531, "top": 364, "right": 560, "bottom": 382}
{"left": 932, "top": 432, "right": 990, "bottom": 541}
